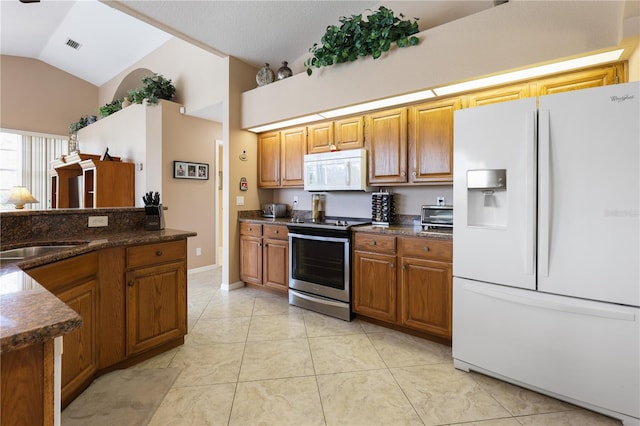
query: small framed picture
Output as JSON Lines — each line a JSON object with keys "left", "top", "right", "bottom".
{"left": 174, "top": 161, "right": 209, "bottom": 180}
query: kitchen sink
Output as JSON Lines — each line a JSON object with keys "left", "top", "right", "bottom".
{"left": 0, "top": 245, "right": 78, "bottom": 260}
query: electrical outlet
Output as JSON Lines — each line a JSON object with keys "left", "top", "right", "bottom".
{"left": 437, "top": 197, "right": 445, "bottom": 206}
{"left": 88, "top": 216, "right": 108, "bottom": 227}
{"left": 196, "top": 247, "right": 202, "bottom": 256}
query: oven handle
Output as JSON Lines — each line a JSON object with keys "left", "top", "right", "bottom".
{"left": 288, "top": 232, "right": 349, "bottom": 244}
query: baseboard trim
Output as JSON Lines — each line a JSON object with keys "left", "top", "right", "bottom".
{"left": 188, "top": 264, "right": 218, "bottom": 274}
{"left": 221, "top": 280, "right": 244, "bottom": 291}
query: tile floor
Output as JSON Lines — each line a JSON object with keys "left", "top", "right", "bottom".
{"left": 126, "top": 268, "right": 621, "bottom": 425}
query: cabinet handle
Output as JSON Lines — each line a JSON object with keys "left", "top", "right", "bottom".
{"left": 390, "top": 263, "right": 395, "bottom": 268}
{"left": 402, "top": 265, "right": 406, "bottom": 270}
{"left": 274, "top": 230, "right": 279, "bottom": 234}
{"left": 412, "top": 171, "right": 417, "bottom": 177}
{"left": 249, "top": 227, "right": 252, "bottom": 231}
{"left": 423, "top": 246, "right": 429, "bottom": 252}
{"left": 128, "top": 281, "right": 134, "bottom": 287}
{"left": 370, "top": 240, "right": 377, "bottom": 246}
{"left": 401, "top": 171, "right": 406, "bottom": 177}
{"left": 156, "top": 250, "right": 163, "bottom": 256}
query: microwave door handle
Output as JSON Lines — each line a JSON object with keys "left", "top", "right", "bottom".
{"left": 345, "top": 161, "right": 350, "bottom": 185}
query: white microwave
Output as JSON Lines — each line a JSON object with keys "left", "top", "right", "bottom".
{"left": 303, "top": 148, "right": 372, "bottom": 191}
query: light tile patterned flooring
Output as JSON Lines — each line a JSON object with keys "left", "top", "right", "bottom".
{"left": 125, "top": 269, "right": 622, "bottom": 425}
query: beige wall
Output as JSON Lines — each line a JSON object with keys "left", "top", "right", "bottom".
{"left": 242, "top": 1, "right": 636, "bottom": 128}
{"left": 0, "top": 55, "right": 98, "bottom": 135}
{"left": 223, "top": 57, "right": 261, "bottom": 288}
{"left": 98, "top": 37, "right": 226, "bottom": 118}
{"left": 162, "top": 101, "right": 222, "bottom": 270}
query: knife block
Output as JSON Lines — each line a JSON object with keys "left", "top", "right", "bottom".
{"left": 145, "top": 205, "right": 165, "bottom": 230}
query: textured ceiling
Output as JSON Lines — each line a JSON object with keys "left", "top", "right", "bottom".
{"left": 1, "top": 0, "right": 496, "bottom": 86}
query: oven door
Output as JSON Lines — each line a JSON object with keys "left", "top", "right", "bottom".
{"left": 288, "top": 232, "right": 350, "bottom": 302}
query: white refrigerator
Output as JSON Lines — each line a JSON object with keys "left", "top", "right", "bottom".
{"left": 452, "top": 82, "right": 639, "bottom": 425}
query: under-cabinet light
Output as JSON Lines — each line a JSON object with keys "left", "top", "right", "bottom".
{"left": 319, "top": 89, "right": 436, "bottom": 119}
{"left": 248, "top": 114, "right": 325, "bottom": 133}
{"left": 246, "top": 49, "right": 624, "bottom": 133}
{"left": 433, "top": 49, "right": 624, "bottom": 96}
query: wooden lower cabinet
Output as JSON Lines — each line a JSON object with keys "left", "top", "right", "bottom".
{"left": 352, "top": 232, "right": 453, "bottom": 340}
{"left": 26, "top": 253, "right": 99, "bottom": 407}
{"left": 125, "top": 261, "right": 187, "bottom": 356}
{"left": 1, "top": 340, "right": 53, "bottom": 426}
{"left": 240, "top": 222, "right": 289, "bottom": 293}
{"left": 353, "top": 250, "right": 397, "bottom": 322}
{"left": 24, "top": 239, "right": 189, "bottom": 408}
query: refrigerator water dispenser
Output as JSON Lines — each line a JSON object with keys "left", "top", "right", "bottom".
{"left": 467, "top": 169, "right": 507, "bottom": 227}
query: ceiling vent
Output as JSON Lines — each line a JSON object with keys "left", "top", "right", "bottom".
{"left": 66, "top": 38, "right": 81, "bottom": 50}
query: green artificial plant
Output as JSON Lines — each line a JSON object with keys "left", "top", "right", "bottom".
{"left": 99, "top": 98, "right": 123, "bottom": 118}
{"left": 128, "top": 73, "right": 176, "bottom": 105}
{"left": 69, "top": 115, "right": 89, "bottom": 134}
{"left": 304, "top": 6, "right": 420, "bottom": 76}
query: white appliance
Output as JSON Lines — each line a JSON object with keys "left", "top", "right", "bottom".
{"left": 453, "top": 82, "right": 640, "bottom": 425}
{"left": 304, "top": 148, "right": 371, "bottom": 191}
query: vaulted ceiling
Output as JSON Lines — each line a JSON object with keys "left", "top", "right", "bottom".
{"left": 1, "top": 0, "right": 497, "bottom": 86}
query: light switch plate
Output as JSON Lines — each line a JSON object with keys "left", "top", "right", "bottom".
{"left": 236, "top": 196, "right": 245, "bottom": 206}
{"left": 88, "top": 216, "right": 108, "bottom": 227}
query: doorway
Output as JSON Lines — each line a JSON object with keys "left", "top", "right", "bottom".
{"left": 216, "top": 140, "right": 224, "bottom": 266}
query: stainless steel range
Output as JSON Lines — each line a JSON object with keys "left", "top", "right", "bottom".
{"left": 287, "top": 218, "right": 370, "bottom": 321}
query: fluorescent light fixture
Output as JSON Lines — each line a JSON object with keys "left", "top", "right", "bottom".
{"left": 433, "top": 49, "right": 624, "bottom": 96}
{"left": 320, "top": 89, "right": 436, "bottom": 119}
{"left": 246, "top": 49, "right": 623, "bottom": 132}
{"left": 248, "top": 114, "right": 325, "bottom": 133}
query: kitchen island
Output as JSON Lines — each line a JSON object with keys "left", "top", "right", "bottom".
{"left": 0, "top": 208, "right": 196, "bottom": 425}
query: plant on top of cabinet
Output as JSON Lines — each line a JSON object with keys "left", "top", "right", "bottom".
{"left": 304, "top": 6, "right": 419, "bottom": 76}
{"left": 128, "top": 73, "right": 176, "bottom": 105}
{"left": 99, "top": 98, "right": 123, "bottom": 118}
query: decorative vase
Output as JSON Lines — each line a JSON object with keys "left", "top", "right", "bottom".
{"left": 122, "top": 96, "right": 131, "bottom": 108}
{"left": 277, "top": 61, "right": 293, "bottom": 80}
{"left": 256, "top": 63, "right": 275, "bottom": 86}
{"left": 68, "top": 133, "right": 79, "bottom": 153}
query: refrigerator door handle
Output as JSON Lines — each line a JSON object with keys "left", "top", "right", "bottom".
{"left": 524, "top": 111, "right": 536, "bottom": 276}
{"left": 538, "top": 109, "right": 551, "bottom": 278}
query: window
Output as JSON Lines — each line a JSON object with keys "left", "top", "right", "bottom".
{"left": 0, "top": 131, "right": 68, "bottom": 210}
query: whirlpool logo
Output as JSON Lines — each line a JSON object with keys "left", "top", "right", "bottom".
{"left": 610, "top": 94, "right": 635, "bottom": 103}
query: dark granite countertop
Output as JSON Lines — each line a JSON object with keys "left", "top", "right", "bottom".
{"left": 238, "top": 215, "right": 452, "bottom": 241}
{"left": 0, "top": 228, "right": 196, "bottom": 353}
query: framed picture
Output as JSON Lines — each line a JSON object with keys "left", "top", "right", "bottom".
{"left": 174, "top": 161, "right": 209, "bottom": 180}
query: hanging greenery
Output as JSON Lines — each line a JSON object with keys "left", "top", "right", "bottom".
{"left": 99, "top": 98, "right": 123, "bottom": 118}
{"left": 304, "top": 6, "right": 420, "bottom": 76}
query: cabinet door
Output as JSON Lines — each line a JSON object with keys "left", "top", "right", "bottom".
{"left": 258, "top": 131, "right": 281, "bottom": 188}
{"left": 465, "top": 83, "right": 532, "bottom": 107}
{"left": 335, "top": 116, "right": 364, "bottom": 150}
{"left": 126, "top": 261, "right": 187, "bottom": 356}
{"left": 353, "top": 251, "right": 397, "bottom": 322}
{"left": 535, "top": 63, "right": 625, "bottom": 96}
{"left": 308, "top": 122, "right": 334, "bottom": 154}
{"left": 280, "top": 126, "right": 306, "bottom": 187}
{"left": 240, "top": 235, "right": 263, "bottom": 285}
{"left": 365, "top": 107, "right": 408, "bottom": 184}
{"left": 409, "top": 98, "right": 460, "bottom": 183}
{"left": 57, "top": 279, "right": 98, "bottom": 406}
{"left": 399, "top": 257, "right": 452, "bottom": 338}
{"left": 263, "top": 238, "right": 289, "bottom": 292}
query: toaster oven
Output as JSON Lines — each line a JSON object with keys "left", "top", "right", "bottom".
{"left": 421, "top": 205, "right": 453, "bottom": 229}
{"left": 262, "top": 203, "right": 287, "bottom": 218}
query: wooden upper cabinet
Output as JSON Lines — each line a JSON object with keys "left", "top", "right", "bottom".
{"left": 535, "top": 62, "right": 626, "bottom": 96}
{"left": 365, "top": 107, "right": 408, "bottom": 184}
{"left": 308, "top": 122, "right": 334, "bottom": 154}
{"left": 335, "top": 116, "right": 364, "bottom": 150}
{"left": 465, "top": 82, "right": 532, "bottom": 108}
{"left": 409, "top": 98, "right": 461, "bottom": 183}
{"left": 258, "top": 131, "right": 281, "bottom": 188}
{"left": 280, "top": 126, "right": 307, "bottom": 187}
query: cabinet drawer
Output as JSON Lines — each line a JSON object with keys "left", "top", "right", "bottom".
{"left": 126, "top": 240, "right": 186, "bottom": 268}
{"left": 26, "top": 252, "right": 98, "bottom": 294}
{"left": 263, "top": 224, "right": 287, "bottom": 240}
{"left": 398, "top": 237, "right": 452, "bottom": 262}
{"left": 354, "top": 233, "right": 396, "bottom": 254}
{"left": 240, "top": 222, "right": 263, "bottom": 237}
